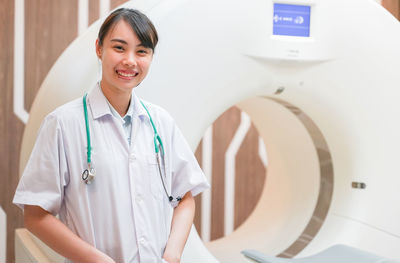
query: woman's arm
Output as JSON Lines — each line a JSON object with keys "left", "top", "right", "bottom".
{"left": 162, "top": 192, "right": 195, "bottom": 263}
{"left": 24, "top": 205, "right": 115, "bottom": 263}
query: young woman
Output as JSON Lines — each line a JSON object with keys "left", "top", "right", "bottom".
{"left": 13, "top": 8, "right": 209, "bottom": 263}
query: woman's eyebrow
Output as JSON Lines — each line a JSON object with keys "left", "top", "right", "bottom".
{"left": 110, "top": 39, "right": 127, "bottom": 44}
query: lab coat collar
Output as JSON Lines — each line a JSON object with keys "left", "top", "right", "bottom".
{"left": 131, "top": 90, "right": 149, "bottom": 120}
{"left": 88, "top": 83, "right": 149, "bottom": 120}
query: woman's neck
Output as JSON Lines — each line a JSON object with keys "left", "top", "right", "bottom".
{"left": 100, "top": 81, "right": 132, "bottom": 117}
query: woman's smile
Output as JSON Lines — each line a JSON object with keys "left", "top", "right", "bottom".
{"left": 116, "top": 69, "right": 139, "bottom": 80}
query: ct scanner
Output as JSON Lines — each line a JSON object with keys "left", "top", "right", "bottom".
{"left": 15, "top": 0, "right": 400, "bottom": 262}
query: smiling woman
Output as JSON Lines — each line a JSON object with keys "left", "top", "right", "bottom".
{"left": 96, "top": 20, "right": 153, "bottom": 114}
{"left": 95, "top": 9, "right": 158, "bottom": 115}
{"left": 6, "top": 1, "right": 400, "bottom": 263}
{"left": 12, "top": 8, "right": 209, "bottom": 263}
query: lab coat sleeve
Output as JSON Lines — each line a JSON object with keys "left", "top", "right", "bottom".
{"left": 169, "top": 121, "right": 209, "bottom": 207}
{"left": 13, "top": 113, "right": 69, "bottom": 216}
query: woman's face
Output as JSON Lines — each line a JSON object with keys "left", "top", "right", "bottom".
{"left": 96, "top": 19, "right": 153, "bottom": 95}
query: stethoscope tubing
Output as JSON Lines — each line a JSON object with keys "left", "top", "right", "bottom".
{"left": 83, "top": 94, "right": 92, "bottom": 165}
{"left": 82, "top": 93, "right": 181, "bottom": 203}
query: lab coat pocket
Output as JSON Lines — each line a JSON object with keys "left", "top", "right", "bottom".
{"left": 146, "top": 154, "right": 164, "bottom": 200}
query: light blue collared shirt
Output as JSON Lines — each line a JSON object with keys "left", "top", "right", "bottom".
{"left": 103, "top": 90, "right": 134, "bottom": 145}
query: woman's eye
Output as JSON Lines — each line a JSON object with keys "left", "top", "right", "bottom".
{"left": 138, "top": 49, "right": 148, "bottom": 54}
{"left": 114, "top": 46, "right": 124, "bottom": 51}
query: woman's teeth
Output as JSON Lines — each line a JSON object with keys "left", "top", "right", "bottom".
{"left": 117, "top": 71, "right": 137, "bottom": 77}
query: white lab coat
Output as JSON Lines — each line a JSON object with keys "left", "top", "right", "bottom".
{"left": 13, "top": 84, "right": 209, "bottom": 263}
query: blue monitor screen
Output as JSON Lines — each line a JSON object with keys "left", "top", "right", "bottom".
{"left": 273, "top": 3, "right": 311, "bottom": 37}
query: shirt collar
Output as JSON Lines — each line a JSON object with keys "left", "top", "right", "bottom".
{"left": 88, "top": 82, "right": 149, "bottom": 120}
{"left": 107, "top": 96, "right": 134, "bottom": 123}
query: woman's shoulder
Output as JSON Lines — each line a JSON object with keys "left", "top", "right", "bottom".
{"left": 44, "top": 97, "right": 84, "bottom": 124}
{"left": 139, "top": 99, "right": 174, "bottom": 122}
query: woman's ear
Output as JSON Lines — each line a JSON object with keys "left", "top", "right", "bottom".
{"left": 95, "top": 39, "right": 102, "bottom": 59}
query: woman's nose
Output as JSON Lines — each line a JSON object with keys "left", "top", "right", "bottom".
{"left": 123, "top": 52, "right": 137, "bottom": 67}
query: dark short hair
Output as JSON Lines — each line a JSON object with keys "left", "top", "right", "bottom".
{"left": 98, "top": 8, "right": 158, "bottom": 51}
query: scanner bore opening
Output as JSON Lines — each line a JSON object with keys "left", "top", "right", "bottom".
{"left": 194, "top": 96, "right": 333, "bottom": 261}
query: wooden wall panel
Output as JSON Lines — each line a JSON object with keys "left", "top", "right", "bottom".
{"left": 5, "top": 111, "right": 25, "bottom": 263}
{"left": 382, "top": 0, "right": 400, "bottom": 20}
{"left": 211, "top": 107, "right": 241, "bottom": 240}
{"left": 1, "top": 1, "right": 79, "bottom": 262}
{"left": 24, "top": 0, "right": 78, "bottom": 112}
{"left": 193, "top": 107, "right": 266, "bottom": 242}
{"left": 111, "top": 0, "right": 129, "bottom": 10}
{"left": 234, "top": 124, "right": 266, "bottom": 229}
{"left": 89, "top": 0, "right": 100, "bottom": 26}
{"left": 194, "top": 140, "right": 202, "bottom": 236}
{"left": 0, "top": 1, "right": 25, "bottom": 263}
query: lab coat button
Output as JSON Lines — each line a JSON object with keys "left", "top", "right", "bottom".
{"left": 129, "top": 153, "right": 136, "bottom": 162}
{"left": 139, "top": 237, "right": 146, "bottom": 244}
{"left": 136, "top": 195, "right": 142, "bottom": 203}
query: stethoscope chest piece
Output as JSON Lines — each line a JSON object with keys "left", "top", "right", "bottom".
{"left": 82, "top": 166, "right": 96, "bottom": 184}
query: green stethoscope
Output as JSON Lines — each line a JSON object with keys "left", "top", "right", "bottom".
{"left": 81, "top": 93, "right": 181, "bottom": 203}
